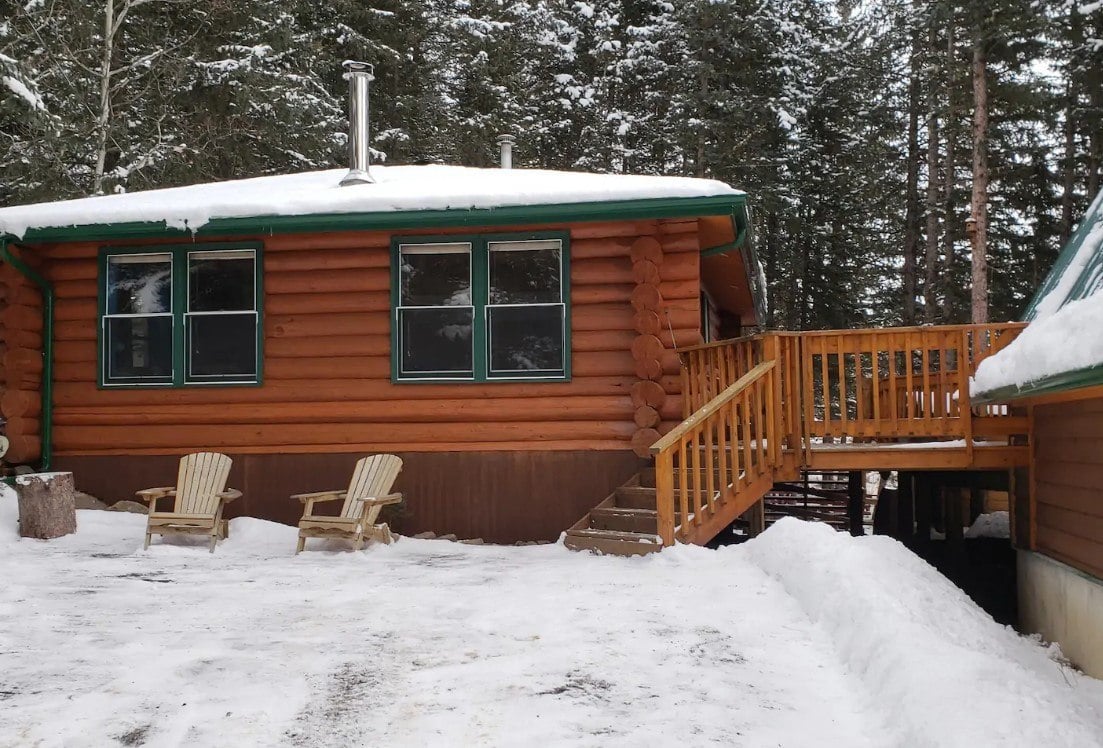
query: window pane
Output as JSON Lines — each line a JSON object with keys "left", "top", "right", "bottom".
{"left": 187, "top": 313, "right": 257, "bottom": 379}
{"left": 488, "top": 305, "right": 564, "bottom": 373}
{"left": 107, "top": 254, "right": 172, "bottom": 314}
{"left": 488, "top": 243, "right": 561, "bottom": 304}
{"left": 400, "top": 246, "right": 471, "bottom": 306}
{"left": 106, "top": 316, "right": 173, "bottom": 381}
{"left": 189, "top": 251, "right": 255, "bottom": 312}
{"left": 400, "top": 307, "right": 473, "bottom": 376}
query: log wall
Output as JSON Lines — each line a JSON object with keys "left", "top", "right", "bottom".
{"left": 38, "top": 219, "right": 705, "bottom": 456}
{"left": 1033, "top": 397, "right": 1103, "bottom": 579}
{"left": 0, "top": 246, "right": 44, "bottom": 463}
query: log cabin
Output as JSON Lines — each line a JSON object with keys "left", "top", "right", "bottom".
{"left": 0, "top": 68, "right": 764, "bottom": 543}
{"left": 972, "top": 188, "right": 1103, "bottom": 678}
{"left": 0, "top": 62, "right": 1038, "bottom": 568}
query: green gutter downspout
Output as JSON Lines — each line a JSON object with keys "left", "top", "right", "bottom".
{"left": 0, "top": 236, "right": 53, "bottom": 472}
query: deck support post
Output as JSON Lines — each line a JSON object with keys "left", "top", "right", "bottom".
{"left": 897, "top": 471, "right": 916, "bottom": 539}
{"left": 846, "top": 471, "right": 864, "bottom": 536}
{"left": 915, "top": 474, "right": 934, "bottom": 540}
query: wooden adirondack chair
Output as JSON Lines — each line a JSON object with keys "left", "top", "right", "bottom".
{"left": 293, "top": 454, "right": 403, "bottom": 553}
{"left": 136, "top": 452, "right": 242, "bottom": 553}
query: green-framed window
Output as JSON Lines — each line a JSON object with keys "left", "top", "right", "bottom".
{"left": 391, "top": 232, "right": 571, "bottom": 382}
{"left": 97, "top": 242, "right": 263, "bottom": 387}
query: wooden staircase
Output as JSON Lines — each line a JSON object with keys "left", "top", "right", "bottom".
{"left": 565, "top": 325, "right": 1031, "bottom": 557}
{"left": 564, "top": 469, "right": 664, "bottom": 556}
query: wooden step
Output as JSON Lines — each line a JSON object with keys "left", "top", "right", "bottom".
{"left": 590, "top": 507, "right": 659, "bottom": 534}
{"left": 614, "top": 486, "right": 657, "bottom": 510}
{"left": 563, "top": 528, "right": 663, "bottom": 557}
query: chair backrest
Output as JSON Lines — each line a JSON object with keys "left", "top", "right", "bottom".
{"left": 175, "top": 452, "right": 233, "bottom": 515}
{"left": 340, "top": 454, "right": 403, "bottom": 518}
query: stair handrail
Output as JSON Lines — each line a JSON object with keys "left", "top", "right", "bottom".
{"left": 651, "top": 361, "right": 778, "bottom": 546}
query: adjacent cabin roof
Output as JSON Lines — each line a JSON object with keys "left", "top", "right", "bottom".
{"left": 0, "top": 165, "right": 745, "bottom": 242}
{"left": 973, "top": 188, "right": 1103, "bottom": 402}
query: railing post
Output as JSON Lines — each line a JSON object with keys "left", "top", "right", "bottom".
{"left": 655, "top": 449, "right": 675, "bottom": 546}
{"left": 960, "top": 328, "right": 975, "bottom": 462}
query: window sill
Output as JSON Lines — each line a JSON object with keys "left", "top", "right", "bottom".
{"left": 392, "top": 375, "right": 572, "bottom": 385}
{"left": 98, "top": 380, "right": 263, "bottom": 390}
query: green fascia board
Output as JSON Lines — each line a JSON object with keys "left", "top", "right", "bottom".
{"left": 972, "top": 362, "right": 1103, "bottom": 405}
{"left": 5, "top": 194, "right": 747, "bottom": 245}
{"left": 1022, "top": 188, "right": 1103, "bottom": 321}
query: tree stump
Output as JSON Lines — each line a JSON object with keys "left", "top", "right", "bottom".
{"left": 14, "top": 472, "right": 77, "bottom": 539}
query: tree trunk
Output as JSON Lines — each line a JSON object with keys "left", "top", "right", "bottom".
{"left": 924, "top": 23, "right": 941, "bottom": 324}
{"left": 970, "top": 37, "right": 989, "bottom": 325}
{"left": 941, "top": 18, "right": 958, "bottom": 322}
{"left": 1060, "top": 6, "right": 1083, "bottom": 244}
{"left": 15, "top": 472, "right": 77, "bottom": 539}
{"left": 696, "top": 68, "right": 708, "bottom": 178}
{"left": 903, "top": 31, "right": 922, "bottom": 325}
{"left": 93, "top": 0, "right": 115, "bottom": 196}
{"left": 1089, "top": 87, "right": 1101, "bottom": 198}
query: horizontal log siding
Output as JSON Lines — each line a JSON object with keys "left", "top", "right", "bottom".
{"left": 41, "top": 220, "right": 701, "bottom": 455}
{"left": 0, "top": 251, "right": 45, "bottom": 462}
{"left": 1033, "top": 397, "right": 1103, "bottom": 579}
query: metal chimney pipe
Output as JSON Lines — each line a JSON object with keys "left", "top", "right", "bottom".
{"left": 340, "top": 60, "right": 374, "bottom": 186}
{"left": 497, "top": 134, "right": 515, "bottom": 169}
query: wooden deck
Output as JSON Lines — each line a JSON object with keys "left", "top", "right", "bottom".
{"left": 647, "top": 324, "right": 1029, "bottom": 548}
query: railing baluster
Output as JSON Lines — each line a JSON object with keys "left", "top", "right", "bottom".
{"left": 904, "top": 332, "right": 915, "bottom": 421}
{"left": 741, "top": 390, "right": 754, "bottom": 485}
{"left": 717, "top": 398, "right": 730, "bottom": 502}
{"left": 678, "top": 438, "right": 689, "bottom": 540}
{"left": 704, "top": 418, "right": 716, "bottom": 517}
{"left": 819, "top": 336, "right": 831, "bottom": 430}
{"left": 837, "top": 335, "right": 848, "bottom": 436}
{"left": 888, "top": 334, "right": 899, "bottom": 424}
{"left": 755, "top": 380, "right": 766, "bottom": 473}
{"left": 939, "top": 333, "right": 950, "bottom": 422}
{"left": 803, "top": 338, "right": 817, "bottom": 443}
{"left": 854, "top": 339, "right": 866, "bottom": 434}
{"left": 690, "top": 428, "right": 702, "bottom": 526}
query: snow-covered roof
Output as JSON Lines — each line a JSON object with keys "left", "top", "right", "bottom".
{"left": 0, "top": 164, "right": 744, "bottom": 240}
{"left": 973, "top": 188, "right": 1103, "bottom": 399}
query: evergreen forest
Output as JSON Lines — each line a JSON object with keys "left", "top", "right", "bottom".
{"left": 2, "top": 0, "right": 1101, "bottom": 329}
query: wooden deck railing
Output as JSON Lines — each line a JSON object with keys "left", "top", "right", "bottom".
{"left": 799, "top": 323, "right": 1025, "bottom": 442}
{"left": 651, "top": 361, "right": 782, "bottom": 546}
{"left": 654, "top": 323, "right": 1028, "bottom": 545}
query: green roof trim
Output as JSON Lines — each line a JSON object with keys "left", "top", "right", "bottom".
{"left": 5, "top": 194, "right": 747, "bottom": 245}
{"left": 972, "top": 362, "right": 1103, "bottom": 405}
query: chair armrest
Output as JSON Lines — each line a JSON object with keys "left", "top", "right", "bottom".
{"left": 291, "top": 490, "right": 346, "bottom": 504}
{"left": 358, "top": 492, "right": 403, "bottom": 507}
{"left": 219, "top": 488, "right": 242, "bottom": 503}
{"left": 136, "top": 487, "right": 176, "bottom": 501}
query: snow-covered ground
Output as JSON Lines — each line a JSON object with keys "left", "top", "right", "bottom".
{"left": 2, "top": 489, "right": 1101, "bottom": 747}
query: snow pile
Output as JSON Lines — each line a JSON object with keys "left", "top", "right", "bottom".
{"left": 972, "top": 287, "right": 1103, "bottom": 395}
{"left": 743, "top": 518, "right": 1103, "bottom": 747}
{"left": 965, "top": 511, "right": 1011, "bottom": 539}
{"left": 2, "top": 487, "right": 1101, "bottom": 746}
{"left": 0, "top": 164, "right": 742, "bottom": 238}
